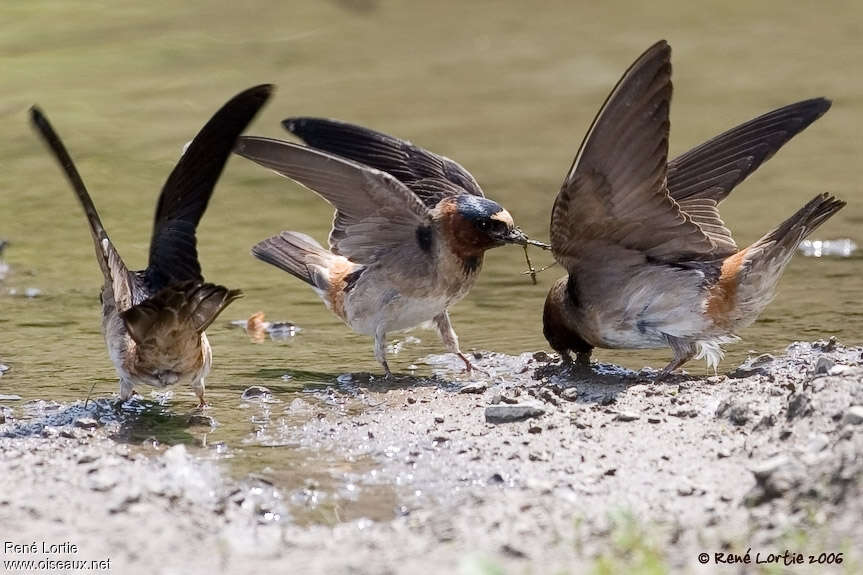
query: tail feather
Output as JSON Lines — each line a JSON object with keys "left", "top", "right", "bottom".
{"left": 752, "top": 192, "right": 846, "bottom": 258}
{"left": 121, "top": 281, "right": 242, "bottom": 345}
{"left": 728, "top": 193, "right": 845, "bottom": 326}
{"left": 251, "top": 231, "right": 333, "bottom": 291}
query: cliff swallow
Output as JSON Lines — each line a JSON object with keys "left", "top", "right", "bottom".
{"left": 543, "top": 40, "right": 845, "bottom": 379}
{"left": 31, "top": 84, "right": 272, "bottom": 405}
{"left": 235, "top": 122, "right": 527, "bottom": 375}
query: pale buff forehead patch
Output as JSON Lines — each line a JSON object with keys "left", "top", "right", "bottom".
{"left": 491, "top": 210, "right": 514, "bottom": 227}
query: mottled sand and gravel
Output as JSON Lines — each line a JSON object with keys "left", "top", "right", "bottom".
{"left": 1, "top": 340, "right": 862, "bottom": 574}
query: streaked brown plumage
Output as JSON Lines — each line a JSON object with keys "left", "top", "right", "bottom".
{"left": 235, "top": 124, "right": 528, "bottom": 376}
{"left": 543, "top": 40, "right": 845, "bottom": 378}
{"left": 31, "top": 85, "right": 272, "bottom": 405}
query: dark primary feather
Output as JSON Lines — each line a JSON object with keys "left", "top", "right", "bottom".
{"left": 146, "top": 84, "right": 273, "bottom": 291}
{"left": 668, "top": 98, "right": 831, "bottom": 203}
{"left": 283, "top": 117, "right": 484, "bottom": 207}
{"left": 551, "top": 40, "right": 737, "bottom": 271}
{"left": 30, "top": 106, "right": 136, "bottom": 312}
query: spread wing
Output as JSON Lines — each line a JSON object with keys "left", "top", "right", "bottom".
{"left": 235, "top": 137, "right": 436, "bottom": 270}
{"left": 30, "top": 106, "right": 137, "bottom": 312}
{"left": 283, "top": 117, "right": 484, "bottom": 208}
{"left": 667, "top": 98, "right": 831, "bottom": 203}
{"left": 145, "top": 84, "right": 273, "bottom": 291}
{"left": 550, "top": 40, "right": 737, "bottom": 271}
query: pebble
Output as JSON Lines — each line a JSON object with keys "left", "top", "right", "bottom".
{"left": 458, "top": 382, "right": 488, "bottom": 394}
{"left": 485, "top": 404, "right": 546, "bottom": 424}
{"left": 814, "top": 356, "right": 835, "bottom": 375}
{"left": 751, "top": 455, "right": 790, "bottom": 481}
{"left": 716, "top": 399, "right": 749, "bottom": 426}
{"left": 560, "top": 388, "right": 579, "bottom": 402}
{"left": 41, "top": 426, "right": 60, "bottom": 438}
{"left": 647, "top": 417, "right": 662, "bottom": 424}
{"left": 528, "top": 425, "right": 542, "bottom": 434}
{"left": 434, "top": 416, "right": 445, "bottom": 424}
{"left": 677, "top": 484, "right": 696, "bottom": 497}
{"left": 786, "top": 393, "right": 812, "bottom": 420}
{"left": 74, "top": 417, "right": 100, "bottom": 430}
{"left": 614, "top": 411, "right": 640, "bottom": 422}
{"left": 842, "top": 405, "right": 863, "bottom": 426}
{"left": 241, "top": 386, "right": 272, "bottom": 400}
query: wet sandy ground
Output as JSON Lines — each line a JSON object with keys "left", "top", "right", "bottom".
{"left": 1, "top": 340, "right": 862, "bottom": 574}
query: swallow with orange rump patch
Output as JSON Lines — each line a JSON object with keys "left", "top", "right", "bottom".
{"left": 235, "top": 122, "right": 529, "bottom": 376}
{"left": 542, "top": 40, "right": 844, "bottom": 379}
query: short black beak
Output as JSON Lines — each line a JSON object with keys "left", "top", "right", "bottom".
{"left": 499, "top": 227, "right": 528, "bottom": 246}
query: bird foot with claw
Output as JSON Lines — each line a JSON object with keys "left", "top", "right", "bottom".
{"left": 458, "top": 353, "right": 490, "bottom": 377}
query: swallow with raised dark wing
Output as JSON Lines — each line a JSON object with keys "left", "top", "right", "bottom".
{"left": 543, "top": 40, "right": 845, "bottom": 379}
{"left": 235, "top": 127, "right": 527, "bottom": 376}
{"left": 31, "top": 84, "right": 273, "bottom": 405}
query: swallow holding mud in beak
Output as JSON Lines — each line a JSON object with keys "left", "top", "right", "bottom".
{"left": 542, "top": 40, "right": 844, "bottom": 380}
{"left": 235, "top": 121, "right": 527, "bottom": 376}
{"left": 31, "top": 84, "right": 273, "bottom": 406}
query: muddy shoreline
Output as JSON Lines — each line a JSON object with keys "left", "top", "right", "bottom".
{"left": 1, "top": 340, "right": 861, "bottom": 574}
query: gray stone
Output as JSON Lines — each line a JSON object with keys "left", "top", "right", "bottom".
{"left": 842, "top": 405, "right": 863, "bottom": 426}
{"left": 458, "top": 382, "right": 488, "bottom": 394}
{"left": 74, "top": 417, "right": 100, "bottom": 430}
{"left": 716, "top": 399, "right": 749, "bottom": 425}
{"left": 786, "top": 393, "right": 812, "bottom": 420}
{"left": 485, "top": 404, "right": 546, "bottom": 424}
{"left": 561, "top": 388, "right": 579, "bottom": 402}
{"left": 614, "top": 411, "right": 640, "bottom": 422}
{"left": 814, "top": 356, "right": 835, "bottom": 374}
{"left": 241, "top": 386, "right": 272, "bottom": 400}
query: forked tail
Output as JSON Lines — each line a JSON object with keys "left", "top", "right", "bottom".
{"left": 734, "top": 193, "right": 845, "bottom": 318}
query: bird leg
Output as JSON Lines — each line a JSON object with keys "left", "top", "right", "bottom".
{"left": 657, "top": 337, "right": 697, "bottom": 381}
{"left": 192, "top": 379, "right": 208, "bottom": 409}
{"left": 434, "top": 311, "right": 489, "bottom": 376}
{"left": 374, "top": 326, "right": 393, "bottom": 378}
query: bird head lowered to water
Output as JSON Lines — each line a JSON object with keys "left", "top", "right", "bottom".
{"left": 31, "top": 84, "right": 272, "bottom": 406}
{"left": 541, "top": 40, "right": 843, "bottom": 379}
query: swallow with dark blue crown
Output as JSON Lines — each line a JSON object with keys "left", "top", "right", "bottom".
{"left": 543, "top": 40, "right": 845, "bottom": 379}
{"left": 234, "top": 123, "right": 528, "bottom": 376}
{"left": 31, "top": 84, "right": 273, "bottom": 405}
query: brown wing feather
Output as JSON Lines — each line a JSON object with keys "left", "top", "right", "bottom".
{"left": 550, "top": 40, "right": 736, "bottom": 270}
{"left": 667, "top": 98, "right": 831, "bottom": 203}
{"left": 235, "top": 137, "right": 435, "bottom": 271}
